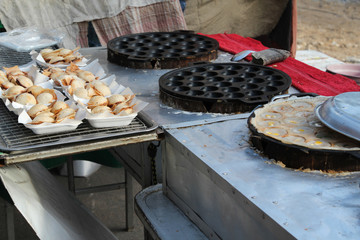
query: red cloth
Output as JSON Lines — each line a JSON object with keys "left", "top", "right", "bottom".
{"left": 202, "top": 33, "right": 360, "bottom": 96}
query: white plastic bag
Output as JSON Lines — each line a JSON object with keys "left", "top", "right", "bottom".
{"left": 0, "top": 27, "right": 64, "bottom": 52}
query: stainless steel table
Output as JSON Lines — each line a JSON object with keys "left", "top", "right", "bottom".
{"left": 0, "top": 46, "right": 163, "bottom": 165}
{"left": 0, "top": 46, "right": 163, "bottom": 238}
{"left": 0, "top": 47, "right": 163, "bottom": 193}
{"left": 77, "top": 47, "right": 248, "bottom": 188}
{"left": 79, "top": 47, "right": 248, "bottom": 127}
{"left": 160, "top": 50, "right": 360, "bottom": 239}
{"left": 78, "top": 47, "right": 357, "bottom": 239}
{"left": 1, "top": 46, "right": 351, "bottom": 239}
{"left": 163, "top": 116, "right": 360, "bottom": 239}
{"left": 69, "top": 49, "right": 358, "bottom": 240}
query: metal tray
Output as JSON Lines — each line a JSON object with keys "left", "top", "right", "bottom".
{"left": 315, "top": 91, "right": 360, "bottom": 142}
{"left": 0, "top": 101, "right": 158, "bottom": 153}
{"left": 159, "top": 62, "right": 291, "bottom": 113}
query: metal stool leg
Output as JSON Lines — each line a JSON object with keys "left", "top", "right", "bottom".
{"left": 125, "top": 170, "right": 134, "bottom": 231}
{"left": 67, "top": 156, "right": 75, "bottom": 194}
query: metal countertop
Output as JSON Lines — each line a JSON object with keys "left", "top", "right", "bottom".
{"left": 0, "top": 45, "right": 232, "bottom": 164}
{"left": 160, "top": 50, "right": 359, "bottom": 239}
{"left": 0, "top": 48, "right": 340, "bottom": 165}
{"left": 164, "top": 117, "right": 360, "bottom": 239}
{"left": 79, "top": 47, "right": 250, "bottom": 128}
{"left": 79, "top": 48, "right": 332, "bottom": 129}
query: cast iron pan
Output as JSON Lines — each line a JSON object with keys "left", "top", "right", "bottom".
{"left": 247, "top": 94, "right": 360, "bottom": 172}
{"left": 159, "top": 62, "right": 292, "bottom": 113}
{"left": 107, "top": 31, "right": 218, "bottom": 69}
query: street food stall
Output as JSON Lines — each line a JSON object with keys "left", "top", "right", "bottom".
{"left": 133, "top": 48, "right": 360, "bottom": 239}
{"left": 1, "top": 1, "right": 360, "bottom": 239}
{"left": 2, "top": 39, "right": 360, "bottom": 240}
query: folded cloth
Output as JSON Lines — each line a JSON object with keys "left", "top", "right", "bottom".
{"left": 251, "top": 48, "right": 290, "bottom": 66}
{"left": 201, "top": 33, "right": 360, "bottom": 96}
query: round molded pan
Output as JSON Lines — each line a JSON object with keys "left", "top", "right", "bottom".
{"left": 159, "top": 62, "right": 292, "bottom": 113}
{"left": 107, "top": 31, "right": 219, "bottom": 69}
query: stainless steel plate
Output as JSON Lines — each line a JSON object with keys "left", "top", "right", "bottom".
{"left": 315, "top": 92, "right": 360, "bottom": 141}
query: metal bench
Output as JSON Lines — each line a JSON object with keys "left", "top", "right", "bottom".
{"left": 135, "top": 184, "right": 208, "bottom": 240}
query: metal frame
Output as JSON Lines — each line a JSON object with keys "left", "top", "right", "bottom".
{"left": 110, "top": 143, "right": 154, "bottom": 188}
{"left": 66, "top": 156, "right": 135, "bottom": 230}
{"left": 0, "top": 105, "right": 158, "bottom": 153}
{"left": 0, "top": 130, "right": 161, "bottom": 165}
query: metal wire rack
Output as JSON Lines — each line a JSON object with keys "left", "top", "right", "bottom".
{"left": 0, "top": 46, "right": 157, "bottom": 152}
{"left": 0, "top": 101, "right": 157, "bottom": 152}
{"left": 0, "top": 46, "right": 33, "bottom": 68}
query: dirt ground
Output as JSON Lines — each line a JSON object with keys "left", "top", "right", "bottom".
{"left": 297, "top": 0, "right": 360, "bottom": 62}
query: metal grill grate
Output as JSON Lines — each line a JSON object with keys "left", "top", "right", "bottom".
{"left": 0, "top": 46, "right": 157, "bottom": 152}
{"left": 0, "top": 101, "right": 157, "bottom": 152}
{"left": 0, "top": 46, "right": 33, "bottom": 68}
